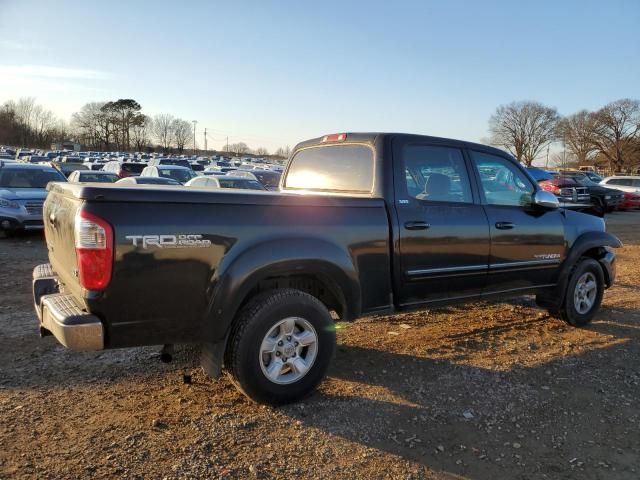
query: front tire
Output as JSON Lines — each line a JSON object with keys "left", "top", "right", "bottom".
{"left": 558, "top": 257, "right": 604, "bottom": 326}
{"left": 226, "top": 289, "right": 335, "bottom": 405}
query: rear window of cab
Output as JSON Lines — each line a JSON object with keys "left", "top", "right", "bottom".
{"left": 284, "top": 144, "right": 374, "bottom": 193}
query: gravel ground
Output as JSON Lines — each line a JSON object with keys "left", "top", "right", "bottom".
{"left": 1, "top": 210, "right": 639, "bottom": 479}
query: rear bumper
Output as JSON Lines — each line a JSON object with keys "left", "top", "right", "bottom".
{"left": 33, "top": 263, "right": 104, "bottom": 351}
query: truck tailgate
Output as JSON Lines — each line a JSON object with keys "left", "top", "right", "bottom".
{"left": 43, "top": 183, "right": 85, "bottom": 302}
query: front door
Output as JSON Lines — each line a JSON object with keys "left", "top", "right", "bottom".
{"left": 469, "top": 150, "right": 566, "bottom": 293}
{"left": 394, "top": 140, "right": 490, "bottom": 306}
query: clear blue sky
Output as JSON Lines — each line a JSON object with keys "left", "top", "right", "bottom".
{"left": 0, "top": 0, "right": 638, "bottom": 152}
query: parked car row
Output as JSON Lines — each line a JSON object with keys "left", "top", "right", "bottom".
{"left": 2, "top": 142, "right": 639, "bottom": 237}
{"left": 526, "top": 168, "right": 638, "bottom": 216}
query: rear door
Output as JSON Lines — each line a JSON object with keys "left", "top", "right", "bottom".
{"left": 468, "top": 150, "right": 565, "bottom": 292}
{"left": 393, "top": 139, "right": 490, "bottom": 306}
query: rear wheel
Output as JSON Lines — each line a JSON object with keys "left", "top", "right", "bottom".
{"left": 557, "top": 257, "right": 604, "bottom": 326}
{"left": 226, "top": 289, "right": 335, "bottom": 405}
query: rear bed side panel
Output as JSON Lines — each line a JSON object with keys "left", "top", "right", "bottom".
{"left": 203, "top": 205, "right": 392, "bottom": 343}
{"left": 80, "top": 197, "right": 391, "bottom": 348}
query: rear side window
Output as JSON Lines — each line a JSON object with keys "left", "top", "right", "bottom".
{"left": 284, "top": 145, "right": 373, "bottom": 193}
{"left": 609, "top": 178, "right": 632, "bottom": 186}
{"left": 402, "top": 145, "right": 473, "bottom": 203}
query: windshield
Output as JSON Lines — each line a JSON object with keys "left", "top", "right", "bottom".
{"left": 254, "top": 171, "right": 281, "bottom": 188}
{"left": 122, "top": 163, "right": 146, "bottom": 174}
{"left": 0, "top": 168, "right": 66, "bottom": 188}
{"left": 160, "top": 168, "right": 195, "bottom": 183}
{"left": 527, "top": 168, "right": 554, "bottom": 182}
{"left": 219, "top": 179, "right": 265, "bottom": 190}
{"left": 160, "top": 159, "right": 191, "bottom": 168}
{"left": 572, "top": 174, "right": 599, "bottom": 186}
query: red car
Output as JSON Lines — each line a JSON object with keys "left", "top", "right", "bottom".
{"left": 619, "top": 191, "right": 640, "bottom": 210}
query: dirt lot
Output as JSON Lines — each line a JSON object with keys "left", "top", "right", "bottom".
{"left": 1, "top": 211, "right": 639, "bottom": 479}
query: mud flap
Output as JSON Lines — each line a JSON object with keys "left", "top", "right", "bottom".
{"left": 200, "top": 341, "right": 225, "bottom": 378}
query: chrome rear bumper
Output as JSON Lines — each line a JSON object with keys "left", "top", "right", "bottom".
{"left": 33, "top": 264, "right": 104, "bottom": 351}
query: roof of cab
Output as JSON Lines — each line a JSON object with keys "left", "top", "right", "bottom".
{"left": 293, "top": 132, "right": 512, "bottom": 158}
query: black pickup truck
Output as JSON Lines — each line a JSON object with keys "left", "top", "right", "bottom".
{"left": 33, "top": 133, "right": 621, "bottom": 404}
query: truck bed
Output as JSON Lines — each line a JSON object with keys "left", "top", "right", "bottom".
{"left": 42, "top": 182, "right": 393, "bottom": 348}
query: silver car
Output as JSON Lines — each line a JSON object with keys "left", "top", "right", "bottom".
{"left": 0, "top": 162, "right": 66, "bottom": 234}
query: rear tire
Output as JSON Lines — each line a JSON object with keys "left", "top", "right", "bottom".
{"left": 558, "top": 257, "right": 604, "bottom": 327}
{"left": 226, "top": 289, "right": 335, "bottom": 405}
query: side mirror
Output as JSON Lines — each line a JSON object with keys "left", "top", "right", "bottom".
{"left": 533, "top": 190, "right": 559, "bottom": 209}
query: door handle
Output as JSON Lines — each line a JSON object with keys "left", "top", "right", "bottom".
{"left": 404, "top": 221, "right": 430, "bottom": 230}
{"left": 495, "top": 222, "right": 514, "bottom": 230}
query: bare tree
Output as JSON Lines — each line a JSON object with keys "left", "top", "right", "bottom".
{"left": 152, "top": 114, "right": 175, "bottom": 152}
{"left": 557, "top": 110, "right": 598, "bottom": 165}
{"left": 254, "top": 147, "right": 269, "bottom": 156}
{"left": 172, "top": 119, "right": 192, "bottom": 153}
{"left": 274, "top": 145, "right": 291, "bottom": 158}
{"left": 131, "top": 115, "right": 152, "bottom": 151}
{"left": 71, "top": 102, "right": 115, "bottom": 150}
{"left": 589, "top": 99, "right": 640, "bottom": 173}
{"left": 15, "top": 97, "right": 37, "bottom": 146}
{"left": 228, "top": 142, "right": 249, "bottom": 155}
{"left": 489, "top": 101, "right": 560, "bottom": 166}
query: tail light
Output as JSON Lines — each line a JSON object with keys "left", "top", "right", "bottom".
{"left": 74, "top": 210, "right": 113, "bottom": 290}
{"left": 118, "top": 169, "right": 131, "bottom": 178}
{"left": 539, "top": 180, "right": 560, "bottom": 194}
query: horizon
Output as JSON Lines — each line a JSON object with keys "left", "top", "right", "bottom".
{"left": 1, "top": 0, "right": 639, "bottom": 157}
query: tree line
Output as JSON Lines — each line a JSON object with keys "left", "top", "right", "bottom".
{"left": 0, "top": 98, "right": 68, "bottom": 149}
{"left": 488, "top": 98, "right": 640, "bottom": 172}
{"left": 0, "top": 97, "right": 288, "bottom": 156}
{"left": 3, "top": 95, "right": 638, "bottom": 170}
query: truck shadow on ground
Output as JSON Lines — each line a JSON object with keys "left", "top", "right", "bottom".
{"left": 279, "top": 315, "right": 640, "bottom": 478}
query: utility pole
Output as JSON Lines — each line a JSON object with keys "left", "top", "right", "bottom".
{"left": 204, "top": 128, "right": 207, "bottom": 153}
{"left": 226, "top": 136, "right": 229, "bottom": 152}
{"left": 545, "top": 145, "right": 550, "bottom": 168}
{"left": 192, "top": 120, "right": 197, "bottom": 156}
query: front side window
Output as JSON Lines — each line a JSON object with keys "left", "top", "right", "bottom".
{"left": 471, "top": 151, "right": 534, "bottom": 207}
{"left": 284, "top": 144, "right": 373, "bottom": 193}
{"left": 402, "top": 145, "right": 472, "bottom": 203}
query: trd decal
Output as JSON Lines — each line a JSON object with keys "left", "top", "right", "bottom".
{"left": 125, "top": 234, "right": 212, "bottom": 249}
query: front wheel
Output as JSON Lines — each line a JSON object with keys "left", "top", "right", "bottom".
{"left": 558, "top": 257, "right": 604, "bottom": 326}
{"left": 226, "top": 289, "right": 336, "bottom": 405}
